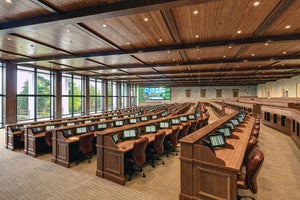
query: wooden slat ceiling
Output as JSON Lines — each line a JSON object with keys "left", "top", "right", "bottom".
{"left": 1, "top": 0, "right": 300, "bottom": 87}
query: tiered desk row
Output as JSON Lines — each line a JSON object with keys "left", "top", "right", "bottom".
{"left": 179, "top": 106, "right": 256, "bottom": 200}
{"left": 5, "top": 102, "right": 209, "bottom": 186}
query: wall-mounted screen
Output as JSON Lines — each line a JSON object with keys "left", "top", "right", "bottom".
{"left": 138, "top": 87, "right": 171, "bottom": 102}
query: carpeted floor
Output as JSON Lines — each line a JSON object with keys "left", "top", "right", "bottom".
{"left": 0, "top": 109, "right": 299, "bottom": 199}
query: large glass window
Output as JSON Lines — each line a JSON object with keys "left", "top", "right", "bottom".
{"left": 120, "top": 83, "right": 128, "bottom": 109}
{"left": 17, "top": 66, "right": 54, "bottom": 122}
{"left": 89, "top": 78, "right": 104, "bottom": 114}
{"left": 0, "top": 62, "right": 4, "bottom": 127}
{"left": 62, "top": 74, "right": 84, "bottom": 117}
{"left": 130, "top": 85, "right": 137, "bottom": 107}
{"left": 107, "top": 81, "right": 118, "bottom": 111}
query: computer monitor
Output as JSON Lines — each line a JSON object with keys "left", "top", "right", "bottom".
{"left": 180, "top": 116, "right": 188, "bottom": 122}
{"left": 134, "top": 113, "right": 139, "bottom": 116}
{"left": 85, "top": 120, "right": 91, "bottom": 123}
{"left": 75, "top": 127, "right": 88, "bottom": 135}
{"left": 112, "top": 133, "right": 119, "bottom": 144}
{"left": 123, "top": 115, "right": 129, "bottom": 118}
{"left": 140, "top": 116, "right": 148, "bottom": 121}
{"left": 115, "top": 120, "right": 124, "bottom": 127}
{"left": 32, "top": 127, "right": 41, "bottom": 134}
{"left": 217, "top": 127, "right": 231, "bottom": 137}
{"left": 196, "top": 113, "right": 201, "bottom": 118}
{"left": 63, "top": 129, "right": 73, "bottom": 138}
{"left": 97, "top": 123, "right": 107, "bottom": 130}
{"left": 67, "top": 122, "right": 75, "bottom": 126}
{"left": 45, "top": 125, "right": 55, "bottom": 131}
{"left": 159, "top": 121, "right": 170, "bottom": 129}
{"left": 237, "top": 114, "right": 244, "bottom": 123}
{"left": 208, "top": 133, "right": 226, "bottom": 148}
{"left": 161, "top": 111, "right": 168, "bottom": 117}
{"left": 11, "top": 125, "right": 19, "bottom": 131}
{"left": 129, "top": 118, "right": 138, "bottom": 124}
{"left": 89, "top": 125, "right": 95, "bottom": 132}
{"left": 145, "top": 125, "right": 156, "bottom": 133}
{"left": 225, "top": 122, "right": 235, "bottom": 130}
{"left": 112, "top": 116, "right": 118, "bottom": 119}
{"left": 152, "top": 115, "right": 158, "bottom": 119}
{"left": 100, "top": 118, "right": 106, "bottom": 121}
{"left": 188, "top": 114, "right": 195, "bottom": 120}
{"left": 230, "top": 119, "right": 240, "bottom": 126}
{"left": 171, "top": 118, "right": 180, "bottom": 125}
{"left": 122, "top": 129, "right": 137, "bottom": 140}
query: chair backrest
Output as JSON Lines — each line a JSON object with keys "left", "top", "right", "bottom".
{"left": 132, "top": 137, "right": 149, "bottom": 165}
{"left": 154, "top": 131, "right": 166, "bottom": 154}
{"left": 79, "top": 133, "right": 94, "bottom": 154}
{"left": 170, "top": 126, "right": 180, "bottom": 146}
{"left": 188, "top": 121, "right": 197, "bottom": 134}
{"left": 45, "top": 131, "right": 52, "bottom": 147}
{"left": 245, "top": 136, "right": 258, "bottom": 160}
{"left": 180, "top": 123, "right": 190, "bottom": 138}
{"left": 246, "top": 149, "right": 264, "bottom": 194}
{"left": 196, "top": 119, "right": 204, "bottom": 130}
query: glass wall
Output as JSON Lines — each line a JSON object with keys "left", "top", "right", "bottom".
{"left": 62, "top": 74, "right": 84, "bottom": 117}
{"left": 130, "top": 85, "right": 137, "bottom": 107}
{"left": 89, "top": 78, "right": 104, "bottom": 114}
{"left": 107, "top": 81, "right": 118, "bottom": 111}
{"left": 0, "top": 62, "right": 4, "bottom": 127}
{"left": 120, "top": 83, "right": 128, "bottom": 109}
{"left": 17, "top": 66, "right": 54, "bottom": 122}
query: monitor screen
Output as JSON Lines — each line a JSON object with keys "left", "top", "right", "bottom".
{"left": 115, "top": 120, "right": 124, "bottom": 127}
{"left": 85, "top": 120, "right": 91, "bottom": 123}
{"left": 171, "top": 118, "right": 180, "bottom": 125}
{"left": 97, "top": 123, "right": 107, "bottom": 130}
{"left": 123, "top": 115, "right": 129, "bottom": 118}
{"left": 112, "top": 133, "right": 119, "bottom": 144}
{"left": 63, "top": 129, "right": 73, "bottom": 138}
{"left": 152, "top": 115, "right": 158, "bottom": 119}
{"left": 89, "top": 125, "right": 95, "bottom": 132}
{"left": 225, "top": 122, "right": 235, "bottom": 130}
{"left": 230, "top": 119, "right": 240, "bottom": 126}
{"left": 67, "top": 122, "right": 75, "bottom": 126}
{"left": 134, "top": 113, "right": 139, "bottom": 116}
{"left": 45, "top": 125, "right": 55, "bottom": 131}
{"left": 188, "top": 114, "right": 195, "bottom": 120}
{"left": 180, "top": 116, "right": 188, "bottom": 122}
{"left": 161, "top": 112, "right": 168, "bottom": 117}
{"left": 159, "top": 122, "right": 169, "bottom": 129}
{"left": 112, "top": 116, "right": 118, "bottom": 119}
{"left": 209, "top": 133, "right": 226, "bottom": 148}
{"left": 237, "top": 115, "right": 244, "bottom": 123}
{"left": 217, "top": 127, "right": 231, "bottom": 137}
{"left": 145, "top": 125, "right": 156, "bottom": 133}
{"left": 123, "top": 129, "right": 137, "bottom": 139}
{"left": 32, "top": 127, "right": 41, "bottom": 134}
{"left": 140, "top": 116, "right": 148, "bottom": 121}
{"left": 100, "top": 118, "right": 106, "bottom": 121}
{"left": 76, "top": 127, "right": 88, "bottom": 135}
{"left": 11, "top": 125, "right": 19, "bottom": 131}
{"left": 129, "top": 118, "right": 138, "bottom": 124}
{"left": 196, "top": 113, "right": 201, "bottom": 118}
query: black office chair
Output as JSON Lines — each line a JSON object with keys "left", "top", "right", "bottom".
{"left": 76, "top": 133, "right": 94, "bottom": 165}
{"left": 148, "top": 131, "right": 166, "bottom": 168}
{"left": 178, "top": 123, "right": 190, "bottom": 139}
{"left": 126, "top": 137, "right": 149, "bottom": 181}
{"left": 237, "top": 149, "right": 264, "bottom": 200}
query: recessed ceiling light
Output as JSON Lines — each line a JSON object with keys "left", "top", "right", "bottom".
{"left": 264, "top": 43, "right": 269, "bottom": 46}
{"left": 285, "top": 25, "right": 291, "bottom": 29}
{"left": 66, "top": 29, "right": 70, "bottom": 32}
{"left": 223, "top": 55, "right": 226, "bottom": 58}
{"left": 258, "top": 65, "right": 261, "bottom": 67}
{"left": 193, "top": 10, "right": 198, "bottom": 14}
{"left": 102, "top": 24, "right": 107, "bottom": 27}
{"left": 6, "top": 0, "right": 11, "bottom": 3}
{"left": 237, "top": 30, "right": 242, "bottom": 34}
{"left": 7, "top": 37, "right": 11, "bottom": 40}
{"left": 252, "top": 53, "right": 255, "bottom": 56}
{"left": 283, "top": 51, "right": 287, "bottom": 54}
{"left": 228, "top": 46, "right": 232, "bottom": 49}
{"left": 196, "top": 48, "right": 199, "bottom": 51}
{"left": 144, "top": 18, "right": 149, "bottom": 22}
{"left": 173, "top": 59, "right": 176, "bottom": 61}
{"left": 197, "top": 57, "right": 200, "bottom": 60}
{"left": 158, "top": 38, "right": 162, "bottom": 42}
{"left": 195, "top": 35, "right": 199, "bottom": 38}
{"left": 167, "top": 51, "right": 170, "bottom": 54}
{"left": 254, "top": 1, "right": 259, "bottom": 6}
{"left": 126, "top": 42, "right": 130, "bottom": 45}
{"left": 282, "top": 63, "right": 285, "bottom": 66}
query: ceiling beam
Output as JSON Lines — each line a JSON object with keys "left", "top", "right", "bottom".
{"left": 13, "top": 33, "right": 300, "bottom": 63}
{"left": 0, "top": 0, "right": 214, "bottom": 34}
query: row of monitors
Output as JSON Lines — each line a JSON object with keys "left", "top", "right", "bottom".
{"left": 204, "top": 112, "right": 246, "bottom": 149}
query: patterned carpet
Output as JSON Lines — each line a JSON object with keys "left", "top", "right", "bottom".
{"left": 0, "top": 110, "right": 299, "bottom": 200}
